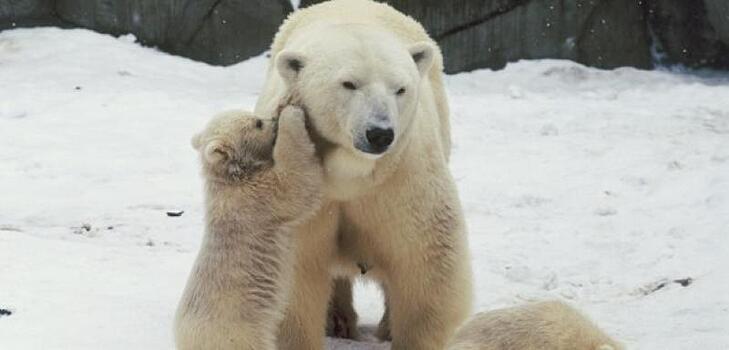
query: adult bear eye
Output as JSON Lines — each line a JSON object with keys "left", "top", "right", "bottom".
{"left": 342, "top": 81, "right": 357, "bottom": 90}
{"left": 396, "top": 87, "right": 406, "bottom": 95}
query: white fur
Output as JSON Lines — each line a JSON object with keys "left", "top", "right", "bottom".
{"left": 174, "top": 107, "right": 324, "bottom": 350}
{"left": 448, "top": 301, "right": 624, "bottom": 350}
{"left": 255, "top": 1, "right": 471, "bottom": 350}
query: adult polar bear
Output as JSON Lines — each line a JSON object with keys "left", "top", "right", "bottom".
{"left": 255, "top": 0, "right": 472, "bottom": 349}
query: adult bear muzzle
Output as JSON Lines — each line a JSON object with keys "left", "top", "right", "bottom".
{"left": 364, "top": 126, "right": 394, "bottom": 154}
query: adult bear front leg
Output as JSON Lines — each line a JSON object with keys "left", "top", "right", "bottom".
{"left": 354, "top": 174, "right": 473, "bottom": 350}
{"left": 385, "top": 222, "right": 473, "bottom": 350}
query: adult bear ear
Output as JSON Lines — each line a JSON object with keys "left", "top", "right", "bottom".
{"left": 276, "top": 50, "right": 307, "bottom": 85}
{"left": 408, "top": 41, "right": 435, "bottom": 77}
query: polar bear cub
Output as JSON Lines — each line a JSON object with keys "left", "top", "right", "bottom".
{"left": 448, "top": 301, "right": 623, "bottom": 350}
{"left": 174, "top": 106, "right": 323, "bottom": 350}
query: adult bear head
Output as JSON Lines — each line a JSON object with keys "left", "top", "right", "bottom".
{"left": 274, "top": 24, "right": 435, "bottom": 159}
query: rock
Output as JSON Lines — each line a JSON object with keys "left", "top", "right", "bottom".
{"left": 300, "top": 0, "right": 652, "bottom": 73}
{"left": 166, "top": 210, "right": 184, "bottom": 217}
{"left": 575, "top": 0, "right": 653, "bottom": 70}
{"left": 439, "top": 0, "right": 652, "bottom": 72}
{"left": 53, "top": 0, "right": 293, "bottom": 65}
{"left": 647, "top": 0, "right": 729, "bottom": 69}
{"left": 0, "top": 0, "right": 67, "bottom": 30}
{"left": 181, "top": 0, "right": 294, "bottom": 64}
{"left": 704, "top": 0, "right": 729, "bottom": 46}
{"left": 3, "top": 0, "right": 729, "bottom": 71}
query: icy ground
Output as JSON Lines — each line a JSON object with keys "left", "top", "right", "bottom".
{"left": 1, "top": 28, "right": 728, "bottom": 349}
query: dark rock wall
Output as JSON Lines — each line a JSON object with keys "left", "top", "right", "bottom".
{"left": 705, "top": 0, "right": 729, "bottom": 46}
{"left": 301, "top": 0, "right": 652, "bottom": 73}
{"left": 648, "top": 0, "right": 729, "bottom": 69}
{"left": 0, "top": 0, "right": 66, "bottom": 28}
{"left": 55, "top": 0, "right": 292, "bottom": 65}
{"left": 576, "top": 0, "right": 652, "bottom": 70}
{"left": 2, "top": 0, "right": 292, "bottom": 66}
{"left": 1, "top": 0, "right": 728, "bottom": 72}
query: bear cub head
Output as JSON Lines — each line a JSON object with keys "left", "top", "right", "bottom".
{"left": 191, "top": 110, "right": 277, "bottom": 182}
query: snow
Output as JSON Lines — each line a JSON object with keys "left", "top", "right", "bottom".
{"left": 1, "top": 28, "right": 728, "bottom": 349}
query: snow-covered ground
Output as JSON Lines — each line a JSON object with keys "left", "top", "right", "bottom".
{"left": 1, "top": 28, "right": 728, "bottom": 349}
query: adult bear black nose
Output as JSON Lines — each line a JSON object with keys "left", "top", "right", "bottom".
{"left": 365, "top": 127, "right": 394, "bottom": 154}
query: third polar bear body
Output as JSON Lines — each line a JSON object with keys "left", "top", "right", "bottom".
{"left": 255, "top": 1, "right": 472, "bottom": 349}
{"left": 448, "top": 301, "right": 624, "bottom": 350}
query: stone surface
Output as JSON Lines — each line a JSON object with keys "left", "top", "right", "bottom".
{"left": 704, "top": 0, "right": 729, "bottom": 46}
{"left": 0, "top": 0, "right": 66, "bottom": 30}
{"left": 181, "top": 0, "right": 293, "bottom": 64}
{"left": 300, "top": 0, "right": 652, "bottom": 73}
{"left": 575, "top": 0, "right": 653, "bottom": 70}
{"left": 54, "top": 0, "right": 293, "bottom": 65}
{"left": 1, "top": 0, "right": 292, "bottom": 66}
{"left": 2, "top": 0, "right": 729, "bottom": 71}
{"left": 647, "top": 0, "right": 729, "bottom": 69}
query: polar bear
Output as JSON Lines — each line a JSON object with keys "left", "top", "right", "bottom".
{"left": 254, "top": 1, "right": 472, "bottom": 349}
{"left": 447, "top": 301, "right": 624, "bottom": 350}
{"left": 174, "top": 106, "right": 323, "bottom": 350}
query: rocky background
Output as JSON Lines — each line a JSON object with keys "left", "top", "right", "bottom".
{"left": 1, "top": 0, "right": 728, "bottom": 73}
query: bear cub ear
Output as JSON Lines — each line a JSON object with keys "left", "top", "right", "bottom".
{"left": 276, "top": 50, "right": 307, "bottom": 85}
{"left": 192, "top": 132, "right": 234, "bottom": 165}
{"left": 408, "top": 41, "right": 436, "bottom": 77}
{"left": 202, "top": 140, "right": 234, "bottom": 165}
